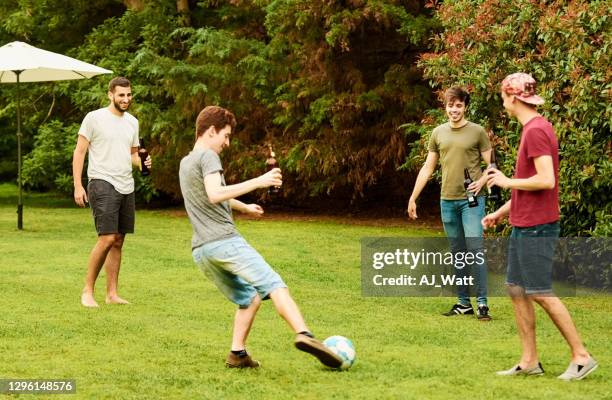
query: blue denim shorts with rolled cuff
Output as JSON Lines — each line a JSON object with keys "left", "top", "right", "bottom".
{"left": 192, "top": 235, "right": 287, "bottom": 308}
{"left": 506, "top": 222, "right": 560, "bottom": 295}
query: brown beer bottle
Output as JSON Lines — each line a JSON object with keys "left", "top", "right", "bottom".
{"left": 487, "top": 148, "right": 501, "bottom": 202}
{"left": 464, "top": 168, "right": 478, "bottom": 208}
{"left": 139, "top": 137, "right": 150, "bottom": 177}
{"left": 266, "top": 145, "right": 280, "bottom": 195}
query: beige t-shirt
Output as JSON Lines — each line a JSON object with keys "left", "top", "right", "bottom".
{"left": 428, "top": 121, "right": 490, "bottom": 200}
{"left": 79, "top": 108, "right": 139, "bottom": 194}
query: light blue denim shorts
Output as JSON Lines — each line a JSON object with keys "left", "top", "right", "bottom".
{"left": 192, "top": 236, "right": 287, "bottom": 308}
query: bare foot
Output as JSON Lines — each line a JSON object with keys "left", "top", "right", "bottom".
{"left": 105, "top": 295, "right": 130, "bottom": 305}
{"left": 81, "top": 292, "right": 99, "bottom": 308}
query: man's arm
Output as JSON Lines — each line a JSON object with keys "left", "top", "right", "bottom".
{"left": 131, "top": 147, "right": 140, "bottom": 168}
{"left": 230, "top": 199, "right": 264, "bottom": 217}
{"left": 230, "top": 199, "right": 247, "bottom": 212}
{"left": 407, "top": 151, "right": 439, "bottom": 219}
{"left": 481, "top": 149, "right": 492, "bottom": 166}
{"left": 204, "top": 168, "right": 281, "bottom": 204}
{"left": 72, "top": 135, "right": 90, "bottom": 207}
{"left": 487, "top": 155, "right": 555, "bottom": 191}
{"left": 467, "top": 149, "right": 492, "bottom": 195}
{"left": 482, "top": 200, "right": 511, "bottom": 228}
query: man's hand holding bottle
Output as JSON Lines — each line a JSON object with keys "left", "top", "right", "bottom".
{"left": 259, "top": 167, "right": 282, "bottom": 189}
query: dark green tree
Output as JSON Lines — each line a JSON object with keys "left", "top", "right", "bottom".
{"left": 6, "top": 1, "right": 437, "bottom": 209}
{"left": 261, "top": 0, "right": 437, "bottom": 201}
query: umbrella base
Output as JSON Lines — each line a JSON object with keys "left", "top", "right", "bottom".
{"left": 17, "top": 204, "right": 23, "bottom": 230}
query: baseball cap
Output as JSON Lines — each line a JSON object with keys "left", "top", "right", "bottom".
{"left": 501, "top": 72, "right": 545, "bottom": 105}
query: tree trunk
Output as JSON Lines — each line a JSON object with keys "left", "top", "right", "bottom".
{"left": 176, "top": 0, "right": 191, "bottom": 26}
{"left": 123, "top": 0, "right": 144, "bottom": 11}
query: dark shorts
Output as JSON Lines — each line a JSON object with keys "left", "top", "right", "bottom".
{"left": 88, "top": 179, "right": 135, "bottom": 235}
{"left": 506, "top": 222, "right": 560, "bottom": 295}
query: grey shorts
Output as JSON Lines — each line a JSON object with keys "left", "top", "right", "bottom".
{"left": 88, "top": 179, "right": 135, "bottom": 235}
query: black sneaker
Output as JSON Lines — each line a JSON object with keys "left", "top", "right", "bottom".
{"left": 442, "top": 303, "right": 474, "bottom": 316}
{"left": 477, "top": 305, "right": 492, "bottom": 321}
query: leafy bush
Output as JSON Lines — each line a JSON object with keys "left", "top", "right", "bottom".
{"left": 22, "top": 121, "right": 78, "bottom": 194}
{"left": 261, "top": 0, "right": 438, "bottom": 200}
{"left": 416, "top": 0, "right": 611, "bottom": 236}
{"left": 553, "top": 238, "right": 612, "bottom": 291}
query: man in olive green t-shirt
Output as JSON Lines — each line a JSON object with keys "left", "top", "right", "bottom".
{"left": 408, "top": 87, "right": 492, "bottom": 320}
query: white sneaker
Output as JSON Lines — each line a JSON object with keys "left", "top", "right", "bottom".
{"left": 496, "top": 362, "right": 544, "bottom": 376}
{"left": 558, "top": 356, "right": 598, "bottom": 381}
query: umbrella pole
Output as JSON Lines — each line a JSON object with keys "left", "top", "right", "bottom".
{"left": 16, "top": 70, "right": 23, "bottom": 230}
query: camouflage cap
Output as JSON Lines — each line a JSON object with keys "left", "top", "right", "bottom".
{"left": 501, "top": 72, "right": 545, "bottom": 105}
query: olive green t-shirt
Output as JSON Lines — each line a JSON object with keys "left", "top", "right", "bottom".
{"left": 428, "top": 121, "right": 491, "bottom": 200}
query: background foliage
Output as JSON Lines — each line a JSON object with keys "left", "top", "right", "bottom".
{"left": 0, "top": 0, "right": 609, "bottom": 236}
{"left": 415, "top": 0, "right": 611, "bottom": 236}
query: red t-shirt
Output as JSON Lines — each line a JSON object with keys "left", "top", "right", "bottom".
{"left": 509, "top": 116, "right": 560, "bottom": 227}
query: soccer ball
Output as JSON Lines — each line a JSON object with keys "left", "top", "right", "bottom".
{"left": 323, "top": 335, "right": 356, "bottom": 370}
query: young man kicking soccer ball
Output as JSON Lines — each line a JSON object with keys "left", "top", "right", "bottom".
{"left": 179, "top": 105, "right": 342, "bottom": 369}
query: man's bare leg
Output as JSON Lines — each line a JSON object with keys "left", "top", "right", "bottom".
{"left": 508, "top": 286, "right": 539, "bottom": 369}
{"left": 269, "top": 287, "right": 342, "bottom": 368}
{"left": 269, "top": 288, "right": 309, "bottom": 333}
{"left": 532, "top": 295, "right": 590, "bottom": 364}
{"left": 82, "top": 234, "right": 117, "bottom": 307}
{"left": 105, "top": 234, "right": 129, "bottom": 304}
{"left": 231, "top": 295, "right": 262, "bottom": 350}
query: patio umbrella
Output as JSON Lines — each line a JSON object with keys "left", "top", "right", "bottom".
{"left": 0, "top": 41, "right": 112, "bottom": 230}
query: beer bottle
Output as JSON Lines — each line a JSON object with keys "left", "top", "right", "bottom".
{"left": 464, "top": 168, "right": 478, "bottom": 208}
{"left": 266, "top": 146, "right": 280, "bottom": 195}
{"left": 139, "top": 137, "right": 150, "bottom": 177}
{"left": 487, "top": 148, "right": 501, "bottom": 202}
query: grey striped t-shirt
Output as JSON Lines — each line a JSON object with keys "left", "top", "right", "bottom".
{"left": 179, "top": 148, "right": 239, "bottom": 249}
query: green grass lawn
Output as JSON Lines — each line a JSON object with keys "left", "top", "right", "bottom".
{"left": 0, "top": 184, "right": 610, "bottom": 399}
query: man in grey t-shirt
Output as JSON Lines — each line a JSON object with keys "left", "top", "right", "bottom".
{"left": 179, "top": 105, "right": 343, "bottom": 369}
{"left": 72, "top": 77, "right": 151, "bottom": 308}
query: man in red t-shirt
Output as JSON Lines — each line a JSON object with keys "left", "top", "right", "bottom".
{"left": 481, "top": 73, "right": 597, "bottom": 380}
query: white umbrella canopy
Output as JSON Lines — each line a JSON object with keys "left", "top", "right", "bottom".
{"left": 0, "top": 41, "right": 112, "bottom": 82}
{"left": 0, "top": 41, "right": 112, "bottom": 230}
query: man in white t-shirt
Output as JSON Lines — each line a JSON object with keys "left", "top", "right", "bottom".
{"left": 72, "top": 77, "right": 151, "bottom": 308}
